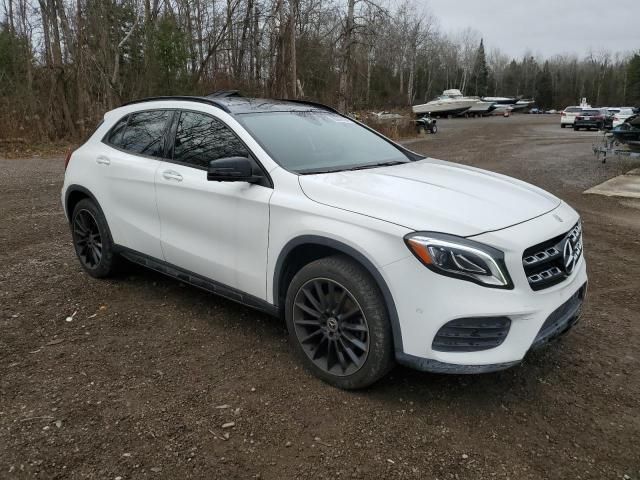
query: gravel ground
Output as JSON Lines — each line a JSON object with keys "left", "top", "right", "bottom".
{"left": 1, "top": 115, "right": 639, "bottom": 479}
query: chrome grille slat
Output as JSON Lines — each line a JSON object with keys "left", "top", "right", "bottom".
{"left": 522, "top": 221, "right": 583, "bottom": 291}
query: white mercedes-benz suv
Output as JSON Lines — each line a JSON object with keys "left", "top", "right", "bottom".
{"left": 62, "top": 93, "right": 587, "bottom": 389}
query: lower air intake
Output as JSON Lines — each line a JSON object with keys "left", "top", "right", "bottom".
{"left": 432, "top": 317, "right": 511, "bottom": 352}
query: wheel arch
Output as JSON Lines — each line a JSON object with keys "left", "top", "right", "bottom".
{"left": 64, "top": 185, "right": 102, "bottom": 221}
{"left": 273, "top": 235, "right": 404, "bottom": 353}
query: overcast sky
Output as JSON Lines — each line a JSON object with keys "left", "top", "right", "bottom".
{"left": 426, "top": 0, "right": 640, "bottom": 59}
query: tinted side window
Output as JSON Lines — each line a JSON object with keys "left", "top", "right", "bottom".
{"left": 173, "top": 112, "right": 250, "bottom": 169}
{"left": 106, "top": 116, "right": 128, "bottom": 146}
{"left": 118, "top": 110, "right": 171, "bottom": 157}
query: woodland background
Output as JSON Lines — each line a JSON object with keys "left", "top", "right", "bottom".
{"left": 1, "top": 0, "right": 639, "bottom": 141}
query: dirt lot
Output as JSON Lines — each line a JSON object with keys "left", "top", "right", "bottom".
{"left": 1, "top": 115, "right": 639, "bottom": 479}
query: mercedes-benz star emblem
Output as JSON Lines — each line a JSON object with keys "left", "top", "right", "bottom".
{"left": 563, "top": 239, "right": 576, "bottom": 274}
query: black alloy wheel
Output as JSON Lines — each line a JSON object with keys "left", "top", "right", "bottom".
{"left": 292, "top": 278, "right": 370, "bottom": 376}
{"left": 73, "top": 209, "right": 103, "bottom": 269}
{"left": 70, "top": 198, "right": 120, "bottom": 278}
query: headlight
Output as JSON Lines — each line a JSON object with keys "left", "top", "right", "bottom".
{"left": 404, "top": 232, "right": 513, "bottom": 289}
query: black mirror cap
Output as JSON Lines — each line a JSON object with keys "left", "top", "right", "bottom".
{"left": 207, "top": 157, "right": 260, "bottom": 183}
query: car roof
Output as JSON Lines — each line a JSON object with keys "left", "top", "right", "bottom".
{"left": 122, "top": 92, "right": 337, "bottom": 116}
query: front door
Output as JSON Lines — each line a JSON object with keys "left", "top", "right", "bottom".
{"left": 155, "top": 111, "right": 273, "bottom": 299}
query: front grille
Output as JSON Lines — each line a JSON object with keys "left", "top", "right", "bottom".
{"left": 432, "top": 316, "right": 511, "bottom": 352}
{"left": 522, "top": 221, "right": 583, "bottom": 291}
{"left": 531, "top": 283, "right": 586, "bottom": 349}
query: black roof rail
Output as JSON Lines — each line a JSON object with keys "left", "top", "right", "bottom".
{"left": 120, "top": 96, "right": 231, "bottom": 113}
{"left": 276, "top": 98, "right": 339, "bottom": 114}
{"left": 207, "top": 90, "right": 242, "bottom": 98}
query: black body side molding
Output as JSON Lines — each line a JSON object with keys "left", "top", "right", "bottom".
{"left": 115, "top": 246, "right": 280, "bottom": 317}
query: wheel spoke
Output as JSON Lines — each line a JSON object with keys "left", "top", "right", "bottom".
{"left": 310, "top": 336, "right": 327, "bottom": 360}
{"left": 340, "top": 307, "right": 361, "bottom": 322}
{"left": 335, "top": 341, "right": 348, "bottom": 373}
{"left": 326, "top": 339, "right": 335, "bottom": 371}
{"left": 301, "top": 287, "right": 323, "bottom": 313}
{"left": 342, "top": 332, "right": 367, "bottom": 352}
{"left": 339, "top": 338, "right": 361, "bottom": 366}
{"left": 300, "top": 329, "right": 324, "bottom": 344}
{"left": 294, "top": 318, "right": 322, "bottom": 328}
{"left": 341, "top": 323, "right": 368, "bottom": 333}
{"left": 295, "top": 301, "right": 322, "bottom": 318}
{"left": 313, "top": 282, "right": 326, "bottom": 309}
{"left": 335, "top": 290, "right": 347, "bottom": 313}
{"left": 327, "top": 282, "right": 335, "bottom": 307}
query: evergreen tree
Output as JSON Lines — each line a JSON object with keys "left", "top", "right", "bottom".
{"left": 535, "top": 61, "right": 554, "bottom": 108}
{"left": 471, "top": 39, "right": 489, "bottom": 96}
{"left": 628, "top": 53, "right": 640, "bottom": 105}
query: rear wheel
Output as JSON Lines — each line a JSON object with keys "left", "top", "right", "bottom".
{"left": 561, "top": 124, "right": 566, "bottom": 129}
{"left": 285, "top": 255, "right": 394, "bottom": 389}
{"left": 71, "top": 198, "right": 120, "bottom": 278}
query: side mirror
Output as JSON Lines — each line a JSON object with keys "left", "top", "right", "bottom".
{"left": 207, "top": 157, "right": 261, "bottom": 183}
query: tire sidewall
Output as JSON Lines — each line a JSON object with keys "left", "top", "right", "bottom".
{"left": 284, "top": 255, "right": 394, "bottom": 389}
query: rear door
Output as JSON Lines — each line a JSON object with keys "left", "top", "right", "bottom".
{"left": 155, "top": 110, "right": 273, "bottom": 299}
{"left": 100, "top": 110, "right": 173, "bottom": 259}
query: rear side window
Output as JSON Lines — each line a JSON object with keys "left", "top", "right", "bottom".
{"left": 172, "top": 112, "right": 250, "bottom": 169}
{"left": 104, "top": 110, "right": 172, "bottom": 158}
{"left": 119, "top": 111, "right": 172, "bottom": 157}
{"left": 106, "top": 117, "right": 128, "bottom": 146}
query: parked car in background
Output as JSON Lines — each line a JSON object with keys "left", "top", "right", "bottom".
{"left": 61, "top": 94, "right": 587, "bottom": 389}
{"left": 560, "top": 106, "right": 583, "bottom": 128}
{"left": 612, "top": 108, "right": 636, "bottom": 128}
{"left": 573, "top": 108, "right": 611, "bottom": 131}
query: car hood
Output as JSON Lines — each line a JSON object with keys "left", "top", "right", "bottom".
{"left": 298, "top": 158, "right": 561, "bottom": 237}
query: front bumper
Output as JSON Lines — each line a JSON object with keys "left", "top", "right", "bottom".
{"left": 384, "top": 204, "right": 588, "bottom": 374}
{"left": 396, "top": 282, "right": 586, "bottom": 373}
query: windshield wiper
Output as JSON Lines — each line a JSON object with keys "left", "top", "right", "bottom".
{"left": 298, "top": 160, "right": 409, "bottom": 175}
{"left": 345, "top": 160, "right": 410, "bottom": 171}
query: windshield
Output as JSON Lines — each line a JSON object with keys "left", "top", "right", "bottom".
{"left": 239, "top": 111, "right": 411, "bottom": 174}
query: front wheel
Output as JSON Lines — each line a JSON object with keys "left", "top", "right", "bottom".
{"left": 430, "top": 124, "right": 438, "bottom": 134}
{"left": 285, "top": 255, "right": 394, "bottom": 389}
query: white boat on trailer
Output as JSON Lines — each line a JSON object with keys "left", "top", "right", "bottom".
{"left": 412, "top": 90, "right": 477, "bottom": 117}
{"left": 442, "top": 89, "right": 496, "bottom": 116}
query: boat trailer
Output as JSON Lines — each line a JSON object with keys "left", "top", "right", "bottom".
{"left": 593, "top": 132, "right": 640, "bottom": 164}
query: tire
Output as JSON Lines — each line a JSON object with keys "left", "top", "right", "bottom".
{"left": 430, "top": 125, "right": 438, "bottom": 134}
{"left": 561, "top": 124, "right": 566, "bottom": 129}
{"left": 284, "top": 255, "right": 394, "bottom": 389}
{"left": 71, "top": 198, "right": 120, "bottom": 278}
{"left": 573, "top": 126, "right": 579, "bottom": 131}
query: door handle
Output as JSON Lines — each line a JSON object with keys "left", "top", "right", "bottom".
{"left": 96, "top": 156, "right": 111, "bottom": 165}
{"left": 162, "top": 170, "right": 183, "bottom": 182}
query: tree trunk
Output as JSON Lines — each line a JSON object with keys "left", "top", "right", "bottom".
{"left": 337, "top": 0, "right": 355, "bottom": 112}
{"left": 289, "top": 0, "right": 297, "bottom": 98}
